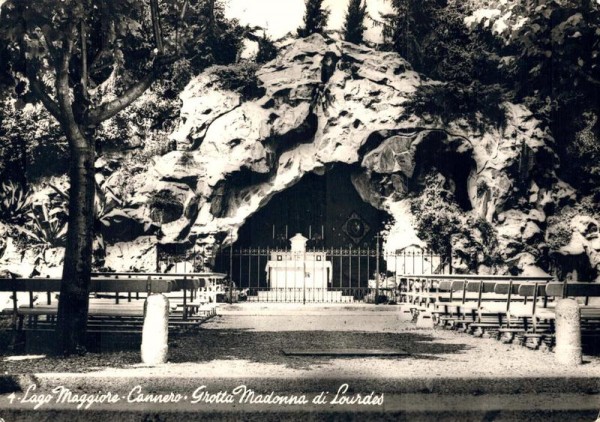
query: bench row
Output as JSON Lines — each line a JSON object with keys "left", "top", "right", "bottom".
{"left": 399, "top": 278, "right": 600, "bottom": 349}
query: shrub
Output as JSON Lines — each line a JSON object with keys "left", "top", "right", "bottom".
{"left": 0, "top": 181, "right": 32, "bottom": 224}
{"left": 546, "top": 217, "right": 573, "bottom": 251}
{"left": 177, "top": 151, "right": 196, "bottom": 167}
{"left": 211, "top": 63, "right": 264, "bottom": 100}
{"left": 19, "top": 202, "right": 68, "bottom": 247}
{"left": 256, "top": 34, "right": 278, "bottom": 64}
{"left": 405, "top": 81, "right": 510, "bottom": 129}
{"left": 410, "top": 173, "right": 501, "bottom": 270}
{"left": 546, "top": 200, "right": 599, "bottom": 251}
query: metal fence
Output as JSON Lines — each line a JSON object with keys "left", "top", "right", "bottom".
{"left": 214, "top": 247, "right": 447, "bottom": 303}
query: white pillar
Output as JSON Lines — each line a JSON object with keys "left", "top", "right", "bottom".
{"left": 554, "top": 298, "right": 582, "bottom": 366}
{"left": 141, "top": 293, "right": 169, "bottom": 365}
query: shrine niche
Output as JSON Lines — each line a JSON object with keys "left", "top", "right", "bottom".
{"left": 265, "top": 233, "right": 332, "bottom": 290}
{"left": 214, "top": 164, "right": 391, "bottom": 291}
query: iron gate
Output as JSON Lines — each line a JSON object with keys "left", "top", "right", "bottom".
{"left": 214, "top": 247, "right": 447, "bottom": 303}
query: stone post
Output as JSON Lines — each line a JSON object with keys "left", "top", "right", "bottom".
{"left": 554, "top": 298, "right": 581, "bottom": 366}
{"left": 141, "top": 293, "right": 169, "bottom": 365}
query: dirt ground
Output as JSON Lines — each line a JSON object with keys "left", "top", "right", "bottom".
{"left": 3, "top": 303, "right": 600, "bottom": 380}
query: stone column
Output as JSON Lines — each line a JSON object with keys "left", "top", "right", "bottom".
{"left": 554, "top": 298, "right": 581, "bottom": 366}
{"left": 141, "top": 293, "right": 169, "bottom": 365}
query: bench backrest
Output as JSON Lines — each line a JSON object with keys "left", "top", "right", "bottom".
{"left": 494, "top": 282, "right": 520, "bottom": 295}
{"left": 91, "top": 278, "right": 172, "bottom": 293}
{"left": 0, "top": 277, "right": 173, "bottom": 293}
{"left": 518, "top": 283, "right": 546, "bottom": 298}
{"left": 466, "top": 281, "right": 497, "bottom": 293}
{"left": 437, "top": 280, "right": 453, "bottom": 291}
{"left": 0, "top": 278, "right": 62, "bottom": 292}
{"left": 451, "top": 281, "right": 465, "bottom": 291}
{"left": 546, "top": 282, "right": 600, "bottom": 298}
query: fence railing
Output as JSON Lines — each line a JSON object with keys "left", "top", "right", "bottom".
{"left": 214, "top": 247, "right": 447, "bottom": 302}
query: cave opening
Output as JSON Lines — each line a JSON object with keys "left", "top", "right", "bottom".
{"left": 233, "top": 163, "right": 390, "bottom": 249}
{"left": 214, "top": 163, "right": 391, "bottom": 292}
{"left": 410, "top": 132, "right": 475, "bottom": 211}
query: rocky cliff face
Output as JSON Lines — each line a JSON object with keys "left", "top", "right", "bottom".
{"left": 2, "top": 34, "right": 598, "bottom": 279}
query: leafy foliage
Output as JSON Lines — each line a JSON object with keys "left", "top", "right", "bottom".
{"left": 0, "top": 180, "right": 32, "bottom": 224}
{"left": 18, "top": 202, "right": 68, "bottom": 247}
{"left": 343, "top": 0, "right": 368, "bottom": 44}
{"left": 298, "top": 0, "right": 330, "bottom": 37}
{"left": 210, "top": 63, "right": 264, "bottom": 100}
{"left": 256, "top": 33, "right": 278, "bottom": 64}
{"left": 406, "top": 81, "right": 509, "bottom": 128}
{"left": 0, "top": 98, "right": 68, "bottom": 182}
{"left": 465, "top": 0, "right": 600, "bottom": 106}
{"left": 410, "top": 173, "right": 501, "bottom": 271}
{"left": 546, "top": 196, "right": 600, "bottom": 251}
{"left": 465, "top": 0, "right": 600, "bottom": 192}
{"left": 378, "top": 0, "right": 510, "bottom": 127}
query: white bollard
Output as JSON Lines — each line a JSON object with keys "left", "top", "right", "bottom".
{"left": 554, "top": 298, "right": 582, "bottom": 366}
{"left": 141, "top": 293, "right": 169, "bottom": 365}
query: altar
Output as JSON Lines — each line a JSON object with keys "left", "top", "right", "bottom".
{"left": 265, "top": 233, "right": 332, "bottom": 289}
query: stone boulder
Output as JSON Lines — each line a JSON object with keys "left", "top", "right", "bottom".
{"left": 3, "top": 33, "right": 587, "bottom": 279}
{"left": 104, "top": 237, "right": 158, "bottom": 272}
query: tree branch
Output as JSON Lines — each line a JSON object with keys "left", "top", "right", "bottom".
{"left": 80, "top": 20, "right": 90, "bottom": 101}
{"left": 84, "top": 69, "right": 158, "bottom": 126}
{"left": 28, "top": 75, "right": 62, "bottom": 122}
{"left": 150, "top": 0, "right": 164, "bottom": 54}
{"left": 85, "top": 0, "right": 179, "bottom": 126}
{"left": 55, "top": 28, "right": 87, "bottom": 148}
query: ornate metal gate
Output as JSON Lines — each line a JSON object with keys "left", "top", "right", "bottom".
{"left": 214, "top": 246, "right": 446, "bottom": 303}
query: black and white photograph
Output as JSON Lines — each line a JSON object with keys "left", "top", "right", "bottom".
{"left": 0, "top": 0, "right": 599, "bottom": 420}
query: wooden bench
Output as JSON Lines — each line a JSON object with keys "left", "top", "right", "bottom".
{"left": 543, "top": 282, "right": 600, "bottom": 336}
{"left": 417, "top": 277, "right": 552, "bottom": 335}
{"left": 1, "top": 277, "right": 170, "bottom": 333}
{"left": 0, "top": 272, "right": 225, "bottom": 334}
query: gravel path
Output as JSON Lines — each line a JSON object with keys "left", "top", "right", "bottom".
{"left": 2, "top": 304, "right": 600, "bottom": 380}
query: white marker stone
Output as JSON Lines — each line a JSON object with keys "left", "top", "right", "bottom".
{"left": 554, "top": 298, "right": 582, "bottom": 366}
{"left": 141, "top": 293, "right": 169, "bottom": 365}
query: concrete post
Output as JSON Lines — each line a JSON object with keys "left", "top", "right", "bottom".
{"left": 554, "top": 298, "right": 581, "bottom": 366}
{"left": 141, "top": 293, "right": 169, "bottom": 365}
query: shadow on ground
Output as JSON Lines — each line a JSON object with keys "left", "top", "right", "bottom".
{"left": 1, "top": 325, "right": 471, "bottom": 373}
{"left": 168, "top": 329, "right": 470, "bottom": 369}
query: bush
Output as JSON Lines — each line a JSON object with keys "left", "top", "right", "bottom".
{"left": 0, "top": 181, "right": 32, "bottom": 224}
{"left": 405, "top": 81, "right": 510, "bottom": 129}
{"left": 18, "top": 202, "right": 68, "bottom": 247}
{"left": 256, "top": 34, "right": 278, "bottom": 64}
{"left": 546, "top": 200, "right": 600, "bottom": 251}
{"left": 410, "top": 173, "right": 501, "bottom": 270}
{"left": 211, "top": 63, "right": 264, "bottom": 100}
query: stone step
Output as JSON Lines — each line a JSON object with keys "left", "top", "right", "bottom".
{"left": 248, "top": 289, "right": 355, "bottom": 303}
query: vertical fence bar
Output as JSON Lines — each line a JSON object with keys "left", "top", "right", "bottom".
{"left": 257, "top": 249, "right": 260, "bottom": 295}
{"left": 352, "top": 246, "right": 362, "bottom": 301}
{"left": 229, "top": 240, "right": 233, "bottom": 289}
{"left": 366, "top": 247, "right": 371, "bottom": 293}
{"left": 349, "top": 246, "right": 352, "bottom": 300}
{"left": 339, "top": 248, "right": 343, "bottom": 292}
{"left": 375, "top": 235, "right": 380, "bottom": 303}
{"left": 285, "top": 248, "right": 288, "bottom": 303}
{"left": 312, "top": 247, "right": 316, "bottom": 303}
{"left": 430, "top": 250, "right": 433, "bottom": 274}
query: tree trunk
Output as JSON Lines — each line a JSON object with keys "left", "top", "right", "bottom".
{"left": 56, "top": 138, "right": 96, "bottom": 355}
